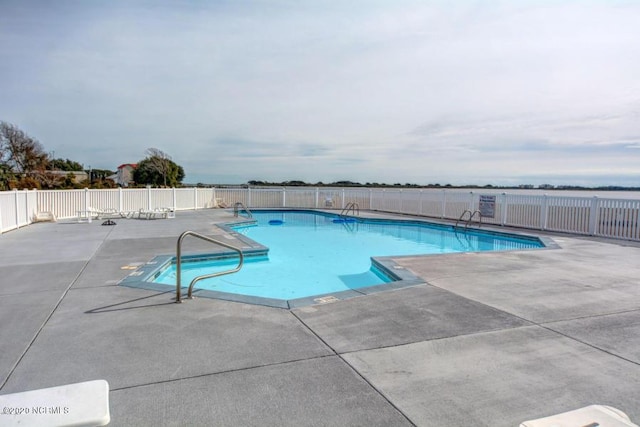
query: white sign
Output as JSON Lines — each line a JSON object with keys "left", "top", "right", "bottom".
{"left": 479, "top": 195, "right": 496, "bottom": 218}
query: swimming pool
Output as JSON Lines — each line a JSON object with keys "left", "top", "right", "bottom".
{"left": 128, "top": 210, "right": 547, "bottom": 308}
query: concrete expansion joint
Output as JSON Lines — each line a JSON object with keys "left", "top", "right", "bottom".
{"left": 289, "top": 311, "right": 418, "bottom": 427}
{"left": 336, "top": 324, "right": 537, "bottom": 357}
{"left": 108, "top": 354, "right": 337, "bottom": 393}
{"left": 0, "top": 254, "right": 96, "bottom": 391}
{"left": 539, "top": 307, "right": 640, "bottom": 326}
{"left": 532, "top": 322, "right": 640, "bottom": 369}
{"left": 0, "top": 226, "right": 116, "bottom": 391}
{"left": 71, "top": 283, "right": 120, "bottom": 290}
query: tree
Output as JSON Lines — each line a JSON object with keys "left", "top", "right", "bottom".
{"left": 90, "top": 168, "right": 114, "bottom": 181}
{"left": 133, "top": 148, "right": 184, "bottom": 187}
{"left": 51, "top": 158, "right": 83, "bottom": 171}
{"left": 139, "top": 148, "right": 171, "bottom": 187}
{"left": 0, "top": 121, "right": 50, "bottom": 189}
{"left": 0, "top": 122, "right": 48, "bottom": 173}
{"left": 0, "top": 163, "right": 13, "bottom": 190}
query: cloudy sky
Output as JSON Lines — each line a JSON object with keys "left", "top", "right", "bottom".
{"left": 1, "top": 0, "right": 639, "bottom": 186}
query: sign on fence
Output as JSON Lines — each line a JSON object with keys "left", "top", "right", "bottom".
{"left": 479, "top": 195, "right": 496, "bottom": 218}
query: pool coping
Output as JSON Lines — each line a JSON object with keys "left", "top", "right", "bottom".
{"left": 118, "top": 209, "right": 559, "bottom": 309}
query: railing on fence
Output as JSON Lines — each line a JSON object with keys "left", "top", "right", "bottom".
{"left": 1, "top": 187, "right": 639, "bottom": 242}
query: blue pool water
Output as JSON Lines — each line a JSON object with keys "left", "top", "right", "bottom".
{"left": 153, "top": 211, "right": 543, "bottom": 302}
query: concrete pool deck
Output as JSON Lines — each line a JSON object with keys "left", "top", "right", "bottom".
{"left": 1, "top": 209, "right": 639, "bottom": 426}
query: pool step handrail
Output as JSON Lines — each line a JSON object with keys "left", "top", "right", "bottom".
{"left": 455, "top": 210, "right": 483, "bottom": 230}
{"left": 233, "top": 202, "right": 253, "bottom": 218}
{"left": 175, "top": 231, "right": 244, "bottom": 303}
{"left": 340, "top": 202, "right": 360, "bottom": 217}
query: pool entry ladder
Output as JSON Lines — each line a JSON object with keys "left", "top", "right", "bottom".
{"left": 233, "top": 202, "right": 253, "bottom": 218}
{"left": 340, "top": 202, "right": 360, "bottom": 217}
{"left": 175, "top": 231, "right": 244, "bottom": 303}
{"left": 455, "top": 209, "right": 483, "bottom": 230}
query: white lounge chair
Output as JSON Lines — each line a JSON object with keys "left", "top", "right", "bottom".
{"left": 77, "top": 207, "right": 132, "bottom": 222}
{"left": 34, "top": 211, "right": 56, "bottom": 222}
{"left": 136, "top": 207, "right": 174, "bottom": 219}
{"left": 520, "top": 405, "right": 638, "bottom": 427}
{"left": 210, "top": 198, "right": 227, "bottom": 208}
{"left": 0, "top": 379, "right": 110, "bottom": 426}
{"left": 76, "top": 207, "right": 102, "bottom": 223}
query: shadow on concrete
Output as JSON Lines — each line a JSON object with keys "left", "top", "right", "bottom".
{"left": 85, "top": 291, "right": 175, "bottom": 314}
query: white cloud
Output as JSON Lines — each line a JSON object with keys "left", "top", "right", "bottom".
{"left": 0, "top": 0, "right": 639, "bottom": 186}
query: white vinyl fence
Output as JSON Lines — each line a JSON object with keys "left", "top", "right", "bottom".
{"left": 1, "top": 187, "right": 639, "bottom": 241}
{"left": 0, "top": 189, "right": 38, "bottom": 233}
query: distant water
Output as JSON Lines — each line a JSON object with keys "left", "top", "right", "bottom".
{"left": 256, "top": 186, "right": 640, "bottom": 200}
{"left": 437, "top": 188, "right": 640, "bottom": 200}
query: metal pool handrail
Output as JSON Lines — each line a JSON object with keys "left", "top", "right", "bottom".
{"left": 175, "top": 231, "right": 244, "bottom": 303}
{"left": 233, "top": 202, "right": 253, "bottom": 218}
{"left": 340, "top": 201, "right": 360, "bottom": 217}
{"left": 455, "top": 209, "right": 483, "bottom": 230}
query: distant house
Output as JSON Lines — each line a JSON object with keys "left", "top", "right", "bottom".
{"left": 111, "top": 164, "right": 137, "bottom": 187}
{"left": 47, "top": 170, "right": 89, "bottom": 183}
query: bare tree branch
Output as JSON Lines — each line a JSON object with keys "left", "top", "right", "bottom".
{"left": 144, "top": 147, "right": 171, "bottom": 187}
{"left": 0, "top": 121, "right": 49, "bottom": 175}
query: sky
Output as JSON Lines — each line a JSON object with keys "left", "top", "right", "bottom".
{"left": 1, "top": 0, "right": 639, "bottom": 186}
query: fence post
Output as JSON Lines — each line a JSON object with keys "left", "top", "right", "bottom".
{"left": 315, "top": 187, "right": 319, "bottom": 208}
{"left": 28, "top": 189, "right": 35, "bottom": 224}
{"left": 118, "top": 187, "right": 123, "bottom": 212}
{"left": 589, "top": 196, "right": 599, "bottom": 235}
{"left": 468, "top": 191, "right": 474, "bottom": 212}
{"left": 83, "top": 188, "right": 90, "bottom": 223}
{"left": 369, "top": 188, "right": 373, "bottom": 210}
{"left": 22, "top": 189, "right": 28, "bottom": 226}
{"left": 341, "top": 188, "right": 345, "bottom": 208}
{"left": 147, "top": 186, "right": 152, "bottom": 210}
{"left": 399, "top": 189, "right": 403, "bottom": 212}
{"left": 540, "top": 194, "right": 548, "bottom": 230}
{"left": 441, "top": 189, "right": 446, "bottom": 219}
{"left": 193, "top": 187, "right": 198, "bottom": 210}
{"left": 172, "top": 187, "right": 177, "bottom": 210}
{"left": 501, "top": 193, "right": 508, "bottom": 226}
{"left": 29, "top": 188, "right": 36, "bottom": 224}
{"left": 281, "top": 187, "right": 286, "bottom": 208}
{"left": 14, "top": 189, "right": 20, "bottom": 227}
